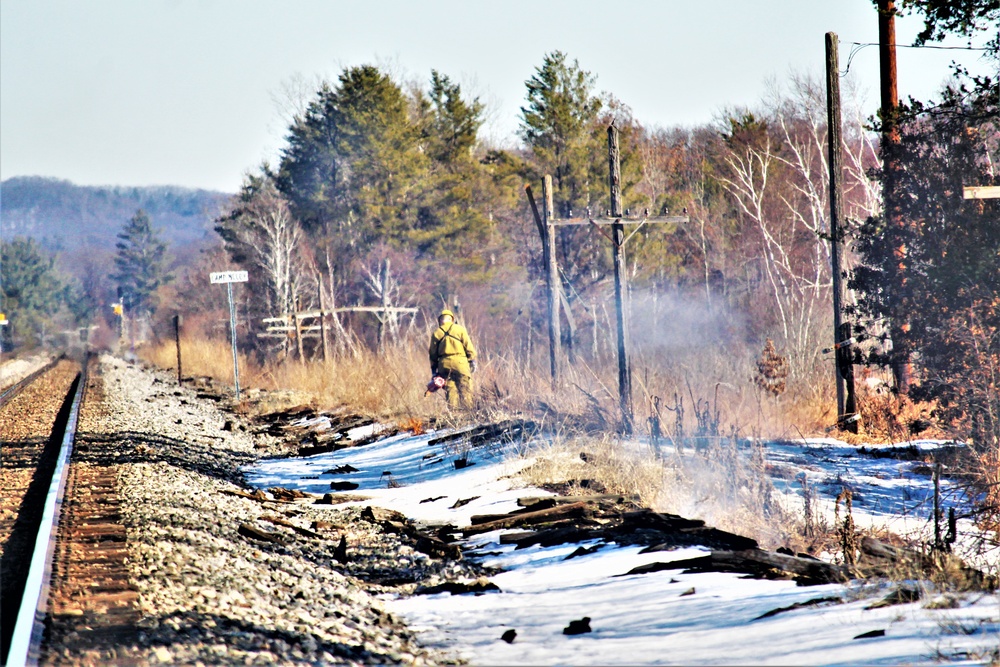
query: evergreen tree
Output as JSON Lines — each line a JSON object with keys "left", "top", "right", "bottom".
{"left": 851, "top": 80, "right": 999, "bottom": 441}
{"left": 520, "top": 52, "right": 648, "bottom": 326}
{"left": 410, "top": 72, "right": 496, "bottom": 267}
{"left": 111, "top": 209, "right": 172, "bottom": 316}
{"left": 898, "top": 0, "right": 1000, "bottom": 50}
{"left": 277, "top": 65, "right": 428, "bottom": 246}
{"left": 1, "top": 237, "right": 70, "bottom": 346}
{"left": 424, "top": 70, "right": 484, "bottom": 166}
{"left": 519, "top": 51, "right": 604, "bottom": 214}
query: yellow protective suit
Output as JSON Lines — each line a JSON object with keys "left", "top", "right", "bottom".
{"left": 429, "top": 321, "right": 477, "bottom": 409}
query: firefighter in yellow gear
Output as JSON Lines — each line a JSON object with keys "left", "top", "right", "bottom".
{"left": 429, "top": 309, "right": 477, "bottom": 410}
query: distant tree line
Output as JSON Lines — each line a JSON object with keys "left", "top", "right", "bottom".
{"left": 3, "top": 0, "right": 995, "bottom": 448}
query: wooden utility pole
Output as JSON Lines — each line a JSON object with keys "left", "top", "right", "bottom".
{"left": 174, "top": 314, "right": 183, "bottom": 385}
{"left": 608, "top": 125, "right": 634, "bottom": 434}
{"left": 525, "top": 127, "right": 689, "bottom": 431}
{"left": 826, "top": 32, "right": 859, "bottom": 433}
{"left": 877, "top": 0, "right": 911, "bottom": 393}
{"left": 377, "top": 259, "right": 391, "bottom": 352}
{"left": 558, "top": 289, "right": 577, "bottom": 365}
{"left": 525, "top": 182, "right": 561, "bottom": 387}
{"left": 546, "top": 126, "right": 689, "bottom": 433}
{"left": 543, "top": 176, "right": 562, "bottom": 385}
{"left": 294, "top": 300, "right": 305, "bottom": 362}
{"left": 878, "top": 0, "right": 899, "bottom": 145}
{"left": 318, "top": 282, "right": 329, "bottom": 363}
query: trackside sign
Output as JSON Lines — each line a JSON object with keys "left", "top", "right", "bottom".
{"left": 210, "top": 271, "right": 248, "bottom": 284}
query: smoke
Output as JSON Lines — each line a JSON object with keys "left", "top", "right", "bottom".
{"left": 627, "top": 287, "right": 749, "bottom": 355}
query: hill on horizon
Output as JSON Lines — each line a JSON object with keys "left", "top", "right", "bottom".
{"left": 0, "top": 176, "right": 231, "bottom": 255}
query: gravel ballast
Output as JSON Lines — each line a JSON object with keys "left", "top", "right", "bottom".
{"left": 72, "top": 354, "right": 459, "bottom": 665}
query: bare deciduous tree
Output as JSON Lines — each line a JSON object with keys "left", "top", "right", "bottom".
{"left": 216, "top": 169, "right": 307, "bottom": 353}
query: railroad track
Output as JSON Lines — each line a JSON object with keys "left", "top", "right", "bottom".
{"left": 0, "top": 358, "right": 60, "bottom": 408}
{"left": 1, "top": 355, "right": 140, "bottom": 666}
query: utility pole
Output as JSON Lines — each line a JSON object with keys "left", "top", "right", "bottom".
{"left": 608, "top": 125, "right": 633, "bottom": 434}
{"left": 543, "top": 175, "right": 562, "bottom": 386}
{"left": 174, "top": 314, "right": 183, "bottom": 385}
{"left": 525, "top": 182, "right": 561, "bottom": 387}
{"left": 538, "top": 126, "right": 690, "bottom": 434}
{"left": 318, "top": 281, "right": 329, "bottom": 363}
{"left": 878, "top": 0, "right": 899, "bottom": 146}
{"left": 826, "top": 32, "right": 859, "bottom": 433}
{"left": 878, "top": 0, "right": 911, "bottom": 393}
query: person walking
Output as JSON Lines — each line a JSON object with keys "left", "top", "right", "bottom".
{"left": 429, "top": 309, "right": 477, "bottom": 410}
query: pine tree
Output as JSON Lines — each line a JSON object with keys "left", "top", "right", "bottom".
{"left": 850, "top": 80, "right": 998, "bottom": 443}
{"left": 424, "top": 70, "right": 484, "bottom": 166}
{"left": 409, "top": 71, "right": 496, "bottom": 268}
{"left": 112, "top": 209, "right": 171, "bottom": 316}
{"left": 278, "top": 65, "right": 428, "bottom": 245}
{"left": 1, "top": 237, "right": 69, "bottom": 346}
{"left": 519, "top": 51, "right": 604, "bottom": 214}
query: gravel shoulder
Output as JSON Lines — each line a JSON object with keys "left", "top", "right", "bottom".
{"left": 73, "top": 354, "right": 465, "bottom": 665}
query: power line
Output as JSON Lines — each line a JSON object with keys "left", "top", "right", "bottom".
{"left": 842, "top": 41, "right": 992, "bottom": 76}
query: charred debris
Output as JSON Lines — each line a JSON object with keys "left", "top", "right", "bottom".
{"left": 245, "top": 406, "right": 995, "bottom": 592}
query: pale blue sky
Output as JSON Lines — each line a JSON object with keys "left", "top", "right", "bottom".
{"left": 1, "top": 0, "right": 993, "bottom": 193}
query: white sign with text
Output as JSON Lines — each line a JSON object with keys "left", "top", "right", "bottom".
{"left": 210, "top": 271, "right": 248, "bottom": 284}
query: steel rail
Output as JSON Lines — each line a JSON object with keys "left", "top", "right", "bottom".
{"left": 5, "top": 360, "right": 88, "bottom": 667}
{"left": 0, "top": 358, "right": 61, "bottom": 408}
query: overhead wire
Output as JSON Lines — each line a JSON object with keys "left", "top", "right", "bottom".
{"left": 841, "top": 41, "right": 992, "bottom": 76}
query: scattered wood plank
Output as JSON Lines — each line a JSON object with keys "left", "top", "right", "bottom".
{"left": 621, "top": 549, "right": 850, "bottom": 586}
{"left": 261, "top": 514, "right": 323, "bottom": 539}
{"left": 330, "top": 481, "right": 360, "bottom": 491}
{"left": 464, "top": 502, "right": 590, "bottom": 535}
{"left": 222, "top": 489, "right": 301, "bottom": 505}
{"left": 237, "top": 523, "right": 284, "bottom": 544}
{"left": 427, "top": 420, "right": 537, "bottom": 449}
{"left": 268, "top": 487, "right": 314, "bottom": 501}
{"left": 516, "top": 493, "right": 637, "bottom": 507}
{"left": 754, "top": 596, "right": 843, "bottom": 620}
{"left": 415, "top": 578, "right": 501, "bottom": 595}
{"left": 315, "top": 493, "right": 371, "bottom": 505}
{"left": 359, "top": 506, "right": 463, "bottom": 560}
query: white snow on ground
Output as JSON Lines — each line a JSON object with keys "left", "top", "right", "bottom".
{"left": 0, "top": 354, "right": 52, "bottom": 391}
{"left": 246, "top": 430, "right": 1000, "bottom": 666}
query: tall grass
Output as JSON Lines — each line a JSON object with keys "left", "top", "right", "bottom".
{"left": 141, "top": 327, "right": 841, "bottom": 436}
{"left": 517, "top": 434, "right": 800, "bottom": 550}
{"left": 143, "top": 335, "right": 441, "bottom": 418}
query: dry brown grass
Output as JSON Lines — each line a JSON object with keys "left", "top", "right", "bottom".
{"left": 142, "top": 335, "right": 447, "bottom": 419}
{"left": 517, "top": 433, "right": 802, "bottom": 550}
{"left": 847, "top": 372, "right": 943, "bottom": 444}
{"left": 142, "top": 336, "right": 271, "bottom": 389}
{"left": 657, "top": 438, "right": 802, "bottom": 549}
{"left": 140, "top": 318, "right": 847, "bottom": 442}
{"left": 141, "top": 334, "right": 583, "bottom": 424}
{"left": 518, "top": 435, "right": 666, "bottom": 503}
